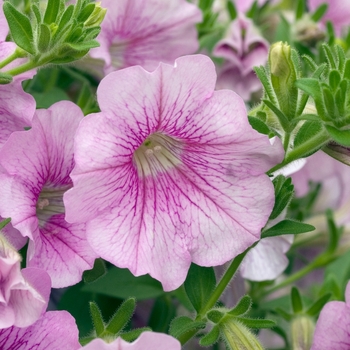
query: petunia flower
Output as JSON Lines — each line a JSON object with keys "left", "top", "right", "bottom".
{"left": 88, "top": 0, "right": 202, "bottom": 76}
{"left": 0, "top": 234, "right": 51, "bottom": 329}
{"left": 311, "top": 281, "right": 350, "bottom": 349}
{"left": 82, "top": 332, "right": 181, "bottom": 350}
{"left": 308, "top": 0, "right": 350, "bottom": 36}
{"left": 0, "top": 101, "right": 97, "bottom": 288}
{"left": 291, "top": 151, "right": 350, "bottom": 219}
{"left": 0, "top": 311, "right": 81, "bottom": 350}
{"left": 213, "top": 14, "right": 269, "bottom": 101}
{"left": 64, "top": 55, "right": 284, "bottom": 291}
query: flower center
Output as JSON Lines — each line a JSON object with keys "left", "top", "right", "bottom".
{"left": 36, "top": 186, "right": 70, "bottom": 224}
{"left": 133, "top": 133, "right": 182, "bottom": 177}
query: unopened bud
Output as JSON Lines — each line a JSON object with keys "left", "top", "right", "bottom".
{"left": 220, "top": 319, "right": 264, "bottom": 350}
{"left": 84, "top": 2, "right": 107, "bottom": 28}
{"left": 291, "top": 315, "right": 315, "bottom": 350}
{"left": 269, "top": 41, "right": 291, "bottom": 77}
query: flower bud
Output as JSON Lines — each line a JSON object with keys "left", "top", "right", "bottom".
{"left": 84, "top": 2, "right": 107, "bottom": 28}
{"left": 220, "top": 319, "right": 264, "bottom": 350}
{"left": 291, "top": 315, "right": 315, "bottom": 350}
{"left": 269, "top": 41, "right": 292, "bottom": 78}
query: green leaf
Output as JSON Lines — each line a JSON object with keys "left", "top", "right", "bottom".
{"left": 236, "top": 317, "right": 276, "bottom": 329}
{"left": 270, "top": 175, "right": 294, "bottom": 221}
{"left": 294, "top": 121, "right": 324, "bottom": 149}
{"left": 120, "top": 328, "right": 152, "bottom": 342}
{"left": 82, "top": 267, "right": 164, "bottom": 300}
{"left": 291, "top": 287, "right": 303, "bottom": 313}
{"left": 0, "top": 217, "right": 11, "bottom": 230}
{"left": 184, "top": 263, "right": 216, "bottom": 313}
{"left": 261, "top": 220, "right": 315, "bottom": 238}
{"left": 83, "top": 258, "right": 107, "bottom": 283}
{"left": 3, "top": 2, "right": 35, "bottom": 54}
{"left": 207, "top": 309, "right": 225, "bottom": 323}
{"left": 228, "top": 295, "right": 252, "bottom": 317}
{"left": 254, "top": 66, "right": 278, "bottom": 105}
{"left": 326, "top": 125, "right": 350, "bottom": 147}
{"left": 311, "top": 3, "right": 328, "bottom": 22}
{"left": 77, "top": 2, "right": 95, "bottom": 22}
{"left": 329, "top": 70, "right": 341, "bottom": 93}
{"left": 169, "top": 316, "right": 206, "bottom": 339}
{"left": 148, "top": 296, "right": 176, "bottom": 333}
{"left": 199, "top": 325, "right": 220, "bottom": 347}
{"left": 248, "top": 116, "right": 270, "bottom": 135}
{"left": 319, "top": 273, "right": 342, "bottom": 300}
{"left": 226, "top": 0, "right": 237, "bottom": 20}
{"left": 296, "top": 0, "right": 305, "bottom": 20}
{"left": 105, "top": 298, "right": 136, "bottom": 335}
{"left": 31, "top": 4, "right": 41, "bottom": 26}
{"left": 44, "top": 0, "right": 60, "bottom": 24}
{"left": 38, "top": 23, "right": 51, "bottom": 52}
{"left": 322, "top": 87, "right": 336, "bottom": 118}
{"left": 198, "top": 0, "right": 214, "bottom": 11}
{"left": 262, "top": 99, "right": 289, "bottom": 130}
{"left": 89, "top": 302, "right": 105, "bottom": 336}
{"left": 326, "top": 209, "right": 342, "bottom": 253}
{"left": 306, "top": 293, "right": 331, "bottom": 317}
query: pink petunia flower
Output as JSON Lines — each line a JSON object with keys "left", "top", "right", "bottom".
{"left": 0, "top": 234, "right": 51, "bottom": 329}
{"left": 0, "top": 311, "right": 81, "bottom": 350}
{"left": 82, "top": 332, "right": 181, "bottom": 350}
{"left": 88, "top": 0, "right": 202, "bottom": 75}
{"left": 64, "top": 55, "right": 284, "bottom": 291}
{"left": 213, "top": 14, "right": 269, "bottom": 101}
{"left": 311, "top": 281, "right": 350, "bottom": 349}
{"left": 0, "top": 101, "right": 97, "bottom": 288}
{"left": 308, "top": 0, "right": 350, "bottom": 36}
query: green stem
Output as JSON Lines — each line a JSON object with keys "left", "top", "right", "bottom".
{"left": 178, "top": 249, "right": 249, "bottom": 346}
{"left": 4, "top": 60, "right": 41, "bottom": 77}
{"left": 0, "top": 50, "right": 23, "bottom": 70}
{"left": 267, "top": 130, "right": 330, "bottom": 174}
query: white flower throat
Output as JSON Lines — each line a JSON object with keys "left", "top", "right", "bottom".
{"left": 133, "top": 132, "right": 182, "bottom": 177}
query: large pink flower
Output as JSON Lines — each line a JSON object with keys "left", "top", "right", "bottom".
{"left": 311, "top": 281, "right": 350, "bottom": 349}
{"left": 213, "top": 15, "right": 269, "bottom": 101}
{"left": 89, "top": 0, "right": 202, "bottom": 75}
{"left": 64, "top": 55, "right": 284, "bottom": 291}
{"left": 82, "top": 332, "right": 180, "bottom": 350}
{"left": 0, "top": 311, "right": 81, "bottom": 350}
{"left": 0, "top": 234, "right": 50, "bottom": 329}
{"left": 0, "top": 101, "right": 97, "bottom": 288}
{"left": 308, "top": 0, "right": 350, "bottom": 36}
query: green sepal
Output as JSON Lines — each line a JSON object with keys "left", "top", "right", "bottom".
{"left": 326, "top": 209, "right": 343, "bottom": 253}
{"left": 0, "top": 217, "right": 11, "bottom": 230}
{"left": 306, "top": 293, "right": 331, "bottom": 317}
{"left": 296, "top": 0, "right": 305, "bottom": 20}
{"left": 184, "top": 263, "right": 216, "bottom": 314}
{"left": 38, "top": 23, "right": 51, "bottom": 52}
{"left": 169, "top": 316, "right": 206, "bottom": 339}
{"left": 261, "top": 219, "right": 315, "bottom": 238}
{"left": 44, "top": 0, "right": 60, "bottom": 25}
{"left": 120, "top": 328, "right": 152, "bottom": 342}
{"left": 207, "top": 309, "right": 225, "bottom": 324}
{"left": 31, "top": 4, "right": 42, "bottom": 26}
{"left": 254, "top": 66, "right": 278, "bottom": 105}
{"left": 3, "top": 2, "right": 35, "bottom": 54}
{"left": 311, "top": 3, "right": 328, "bottom": 22}
{"left": 77, "top": 3, "right": 95, "bottom": 22}
{"left": 329, "top": 70, "right": 341, "bottom": 92}
{"left": 227, "top": 295, "right": 252, "bottom": 317}
{"left": 325, "top": 125, "right": 350, "bottom": 147}
{"left": 0, "top": 72, "right": 13, "bottom": 84}
{"left": 105, "top": 298, "right": 136, "bottom": 335}
{"left": 56, "top": 4, "right": 74, "bottom": 34}
{"left": 248, "top": 116, "right": 270, "bottom": 135}
{"left": 235, "top": 317, "right": 276, "bottom": 329}
{"left": 83, "top": 258, "right": 107, "bottom": 284}
{"left": 294, "top": 121, "right": 324, "bottom": 150}
{"left": 269, "top": 175, "right": 294, "bottom": 221}
{"left": 199, "top": 325, "right": 220, "bottom": 347}
{"left": 89, "top": 301, "right": 105, "bottom": 337}
{"left": 291, "top": 287, "right": 303, "bottom": 313}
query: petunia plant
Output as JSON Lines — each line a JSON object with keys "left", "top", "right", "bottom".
{"left": 1, "top": 0, "right": 350, "bottom": 349}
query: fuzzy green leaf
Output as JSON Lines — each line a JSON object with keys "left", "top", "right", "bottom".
{"left": 89, "top": 302, "right": 105, "bottom": 336}
{"left": 169, "top": 316, "right": 206, "bottom": 338}
{"left": 291, "top": 287, "right": 303, "bottom": 313}
{"left": 326, "top": 125, "right": 350, "bottom": 147}
{"left": 44, "top": 0, "right": 60, "bottom": 24}
{"left": 228, "top": 295, "right": 252, "bottom": 317}
{"left": 199, "top": 325, "right": 220, "bottom": 347}
{"left": 261, "top": 220, "right": 315, "bottom": 238}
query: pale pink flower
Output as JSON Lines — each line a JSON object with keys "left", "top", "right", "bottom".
{"left": 0, "top": 101, "right": 97, "bottom": 288}
{"left": 88, "top": 0, "right": 202, "bottom": 75}
{"left": 213, "top": 15, "right": 269, "bottom": 101}
{"left": 311, "top": 281, "right": 350, "bottom": 349}
{"left": 0, "top": 311, "right": 81, "bottom": 350}
{"left": 0, "top": 234, "right": 51, "bottom": 329}
{"left": 308, "top": 0, "right": 350, "bottom": 36}
{"left": 82, "top": 332, "right": 181, "bottom": 350}
{"left": 64, "top": 55, "right": 284, "bottom": 291}
{"left": 291, "top": 151, "right": 350, "bottom": 218}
